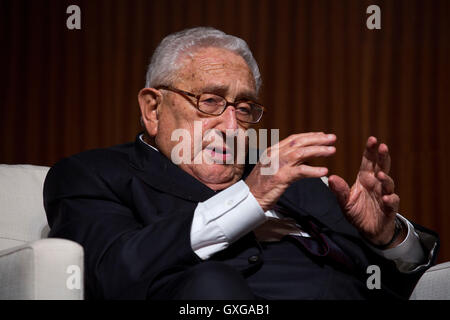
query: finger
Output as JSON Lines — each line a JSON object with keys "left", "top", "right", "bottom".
{"left": 285, "top": 132, "right": 337, "bottom": 149}
{"left": 328, "top": 175, "right": 350, "bottom": 209}
{"left": 293, "top": 164, "right": 329, "bottom": 179}
{"left": 377, "top": 143, "right": 391, "bottom": 174}
{"left": 288, "top": 145, "right": 336, "bottom": 166}
{"left": 359, "top": 136, "right": 378, "bottom": 172}
{"left": 279, "top": 132, "right": 324, "bottom": 148}
{"left": 357, "top": 171, "right": 379, "bottom": 191}
{"left": 377, "top": 171, "right": 395, "bottom": 195}
{"left": 382, "top": 193, "right": 400, "bottom": 214}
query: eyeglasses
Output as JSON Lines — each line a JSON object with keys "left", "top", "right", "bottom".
{"left": 155, "top": 85, "right": 265, "bottom": 124}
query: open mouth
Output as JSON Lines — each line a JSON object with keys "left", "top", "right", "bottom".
{"left": 205, "top": 145, "right": 233, "bottom": 162}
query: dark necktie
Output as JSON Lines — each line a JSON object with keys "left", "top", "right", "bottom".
{"left": 273, "top": 204, "right": 356, "bottom": 273}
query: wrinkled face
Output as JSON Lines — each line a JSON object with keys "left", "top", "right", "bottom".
{"left": 153, "top": 47, "right": 257, "bottom": 190}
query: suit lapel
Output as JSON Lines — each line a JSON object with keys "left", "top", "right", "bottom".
{"left": 277, "top": 186, "right": 373, "bottom": 273}
{"left": 129, "top": 134, "right": 216, "bottom": 203}
{"left": 278, "top": 185, "right": 362, "bottom": 240}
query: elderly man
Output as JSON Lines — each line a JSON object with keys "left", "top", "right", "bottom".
{"left": 44, "top": 27, "right": 438, "bottom": 300}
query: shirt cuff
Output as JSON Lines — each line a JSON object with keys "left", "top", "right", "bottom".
{"left": 191, "top": 180, "right": 266, "bottom": 260}
{"left": 368, "top": 214, "right": 438, "bottom": 273}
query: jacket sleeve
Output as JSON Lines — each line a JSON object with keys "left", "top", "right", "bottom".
{"left": 43, "top": 155, "right": 202, "bottom": 299}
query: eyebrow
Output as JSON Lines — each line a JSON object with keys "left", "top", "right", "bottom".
{"left": 196, "top": 84, "right": 258, "bottom": 102}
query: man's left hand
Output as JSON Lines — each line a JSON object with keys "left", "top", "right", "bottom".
{"left": 328, "top": 136, "right": 405, "bottom": 247}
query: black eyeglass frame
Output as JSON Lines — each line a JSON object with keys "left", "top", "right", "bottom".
{"left": 155, "top": 85, "right": 265, "bottom": 124}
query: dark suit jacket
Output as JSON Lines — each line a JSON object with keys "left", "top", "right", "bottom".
{"left": 43, "top": 134, "right": 439, "bottom": 299}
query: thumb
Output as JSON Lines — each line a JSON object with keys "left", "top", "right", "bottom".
{"left": 328, "top": 175, "right": 350, "bottom": 209}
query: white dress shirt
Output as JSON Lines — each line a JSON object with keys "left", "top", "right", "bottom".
{"left": 139, "top": 135, "right": 437, "bottom": 273}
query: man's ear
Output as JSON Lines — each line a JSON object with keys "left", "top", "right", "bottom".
{"left": 138, "top": 88, "right": 162, "bottom": 137}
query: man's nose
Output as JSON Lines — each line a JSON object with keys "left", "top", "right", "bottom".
{"left": 218, "top": 106, "right": 239, "bottom": 131}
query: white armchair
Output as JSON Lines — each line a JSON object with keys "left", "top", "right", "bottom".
{"left": 410, "top": 262, "right": 450, "bottom": 299}
{"left": 0, "top": 164, "right": 83, "bottom": 299}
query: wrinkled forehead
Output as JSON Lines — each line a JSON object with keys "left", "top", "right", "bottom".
{"left": 173, "top": 47, "right": 257, "bottom": 96}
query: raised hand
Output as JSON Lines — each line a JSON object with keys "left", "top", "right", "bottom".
{"left": 245, "top": 132, "right": 336, "bottom": 212}
{"left": 328, "top": 136, "right": 405, "bottom": 247}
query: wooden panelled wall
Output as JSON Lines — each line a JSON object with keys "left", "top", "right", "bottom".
{"left": 1, "top": 0, "right": 449, "bottom": 262}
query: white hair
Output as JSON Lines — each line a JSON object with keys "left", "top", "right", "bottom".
{"left": 145, "top": 27, "right": 262, "bottom": 94}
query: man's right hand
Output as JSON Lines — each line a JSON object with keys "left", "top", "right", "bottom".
{"left": 244, "top": 132, "right": 337, "bottom": 212}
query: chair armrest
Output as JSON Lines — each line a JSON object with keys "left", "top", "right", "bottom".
{"left": 410, "top": 262, "right": 450, "bottom": 300}
{"left": 0, "top": 238, "right": 84, "bottom": 300}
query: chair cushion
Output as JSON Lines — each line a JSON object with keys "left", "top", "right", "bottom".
{"left": 410, "top": 262, "right": 450, "bottom": 299}
{"left": 0, "top": 238, "right": 84, "bottom": 299}
{"left": 0, "top": 165, "right": 50, "bottom": 250}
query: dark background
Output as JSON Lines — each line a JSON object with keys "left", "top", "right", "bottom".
{"left": 1, "top": 0, "right": 449, "bottom": 262}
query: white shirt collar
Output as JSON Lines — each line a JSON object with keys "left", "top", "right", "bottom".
{"left": 139, "top": 134, "right": 159, "bottom": 153}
